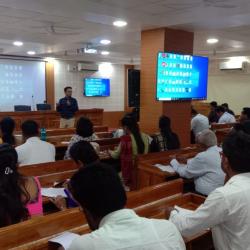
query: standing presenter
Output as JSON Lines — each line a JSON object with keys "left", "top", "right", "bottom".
{"left": 57, "top": 86, "right": 79, "bottom": 128}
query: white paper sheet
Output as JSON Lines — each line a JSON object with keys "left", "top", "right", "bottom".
{"left": 174, "top": 205, "right": 194, "bottom": 215}
{"left": 49, "top": 232, "right": 79, "bottom": 250}
{"left": 41, "top": 188, "right": 67, "bottom": 198}
{"left": 154, "top": 164, "right": 176, "bottom": 173}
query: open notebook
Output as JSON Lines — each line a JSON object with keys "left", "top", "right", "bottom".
{"left": 154, "top": 164, "right": 176, "bottom": 173}
{"left": 49, "top": 232, "right": 79, "bottom": 250}
{"left": 41, "top": 188, "right": 68, "bottom": 198}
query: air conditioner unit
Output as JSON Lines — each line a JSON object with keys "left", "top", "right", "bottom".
{"left": 77, "top": 63, "right": 98, "bottom": 72}
{"left": 219, "top": 61, "right": 244, "bottom": 70}
{"left": 67, "top": 64, "right": 78, "bottom": 72}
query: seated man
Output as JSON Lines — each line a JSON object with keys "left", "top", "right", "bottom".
{"left": 239, "top": 107, "right": 250, "bottom": 124}
{"left": 16, "top": 120, "right": 55, "bottom": 166}
{"left": 68, "top": 163, "right": 185, "bottom": 250}
{"left": 191, "top": 108, "right": 209, "bottom": 136}
{"left": 170, "top": 129, "right": 225, "bottom": 196}
{"left": 208, "top": 101, "right": 219, "bottom": 124}
{"left": 169, "top": 131, "right": 250, "bottom": 250}
{"left": 221, "top": 103, "right": 235, "bottom": 116}
{"left": 216, "top": 106, "right": 236, "bottom": 124}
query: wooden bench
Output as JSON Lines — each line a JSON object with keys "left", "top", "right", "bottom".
{"left": 215, "top": 128, "right": 231, "bottom": 144}
{"left": 19, "top": 160, "right": 77, "bottom": 177}
{"left": 211, "top": 123, "right": 236, "bottom": 131}
{"left": 18, "top": 156, "right": 108, "bottom": 189}
{"left": 0, "top": 180, "right": 184, "bottom": 248}
{"left": 54, "top": 137, "right": 120, "bottom": 160}
{"left": 135, "top": 146, "right": 201, "bottom": 189}
{"left": 0, "top": 180, "right": 212, "bottom": 250}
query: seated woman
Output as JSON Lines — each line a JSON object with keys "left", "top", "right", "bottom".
{"left": 0, "top": 117, "right": 16, "bottom": 145}
{"left": 0, "top": 144, "right": 43, "bottom": 228}
{"left": 150, "top": 116, "right": 180, "bottom": 152}
{"left": 52, "top": 141, "right": 100, "bottom": 210}
{"left": 170, "top": 129, "right": 225, "bottom": 196}
{"left": 64, "top": 117, "right": 99, "bottom": 159}
{"left": 110, "top": 116, "right": 149, "bottom": 189}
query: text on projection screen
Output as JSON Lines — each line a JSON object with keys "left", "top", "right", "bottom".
{"left": 0, "top": 59, "right": 46, "bottom": 111}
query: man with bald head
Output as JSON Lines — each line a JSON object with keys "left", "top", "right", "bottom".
{"left": 170, "top": 129, "right": 225, "bottom": 195}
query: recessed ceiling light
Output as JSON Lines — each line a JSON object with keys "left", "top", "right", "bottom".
{"left": 101, "top": 51, "right": 110, "bottom": 55}
{"left": 27, "top": 51, "right": 36, "bottom": 55}
{"left": 13, "top": 41, "right": 23, "bottom": 46}
{"left": 84, "top": 48, "right": 97, "bottom": 54}
{"left": 207, "top": 38, "right": 219, "bottom": 44}
{"left": 113, "top": 20, "right": 127, "bottom": 27}
{"left": 100, "top": 39, "right": 111, "bottom": 45}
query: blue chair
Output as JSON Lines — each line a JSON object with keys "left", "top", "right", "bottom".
{"left": 14, "top": 105, "right": 32, "bottom": 112}
{"left": 36, "top": 104, "right": 51, "bottom": 111}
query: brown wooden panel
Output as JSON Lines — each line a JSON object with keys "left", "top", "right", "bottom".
{"left": 140, "top": 28, "right": 194, "bottom": 146}
{"left": 162, "top": 101, "right": 191, "bottom": 147}
{"left": 127, "top": 179, "right": 183, "bottom": 208}
{"left": 192, "top": 101, "right": 210, "bottom": 116}
{"left": 103, "top": 111, "right": 126, "bottom": 128}
{"left": 140, "top": 28, "right": 165, "bottom": 134}
{"left": 45, "top": 62, "right": 55, "bottom": 109}
{"left": 19, "top": 160, "right": 77, "bottom": 177}
{"left": 0, "top": 109, "right": 104, "bottom": 130}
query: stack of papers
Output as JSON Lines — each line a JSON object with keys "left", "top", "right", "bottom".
{"left": 41, "top": 188, "right": 68, "bottom": 198}
{"left": 49, "top": 232, "right": 79, "bottom": 250}
{"left": 154, "top": 164, "right": 175, "bottom": 173}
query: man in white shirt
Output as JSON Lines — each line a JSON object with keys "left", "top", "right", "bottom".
{"left": 170, "top": 129, "right": 225, "bottom": 195}
{"left": 191, "top": 108, "right": 209, "bottom": 136}
{"left": 16, "top": 120, "right": 55, "bottom": 166}
{"left": 68, "top": 163, "right": 185, "bottom": 250}
{"left": 216, "top": 106, "right": 236, "bottom": 124}
{"left": 169, "top": 131, "right": 250, "bottom": 250}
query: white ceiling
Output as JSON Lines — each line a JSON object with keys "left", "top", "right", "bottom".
{"left": 1, "top": 0, "right": 250, "bottom": 63}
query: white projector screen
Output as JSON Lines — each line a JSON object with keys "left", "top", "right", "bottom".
{"left": 0, "top": 59, "right": 46, "bottom": 111}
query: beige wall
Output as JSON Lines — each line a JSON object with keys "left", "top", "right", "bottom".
{"left": 207, "top": 60, "right": 250, "bottom": 115}
{"left": 54, "top": 60, "right": 125, "bottom": 111}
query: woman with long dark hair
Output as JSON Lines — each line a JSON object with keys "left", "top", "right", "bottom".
{"left": 150, "top": 116, "right": 180, "bottom": 152}
{"left": 110, "top": 115, "right": 149, "bottom": 189}
{"left": 0, "top": 117, "right": 16, "bottom": 146}
{"left": 0, "top": 144, "right": 43, "bottom": 228}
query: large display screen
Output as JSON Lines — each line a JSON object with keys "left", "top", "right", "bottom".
{"left": 0, "top": 59, "right": 45, "bottom": 111}
{"left": 84, "top": 78, "right": 110, "bottom": 97}
{"left": 156, "top": 52, "right": 209, "bottom": 101}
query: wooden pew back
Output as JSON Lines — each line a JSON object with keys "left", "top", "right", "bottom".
{"left": 211, "top": 123, "right": 236, "bottom": 131}
{"left": 38, "top": 170, "right": 77, "bottom": 187}
{"left": 18, "top": 160, "right": 77, "bottom": 177}
{"left": 0, "top": 180, "right": 184, "bottom": 249}
{"left": 215, "top": 128, "right": 231, "bottom": 144}
{"left": 135, "top": 146, "right": 201, "bottom": 189}
{"left": 127, "top": 179, "right": 183, "bottom": 208}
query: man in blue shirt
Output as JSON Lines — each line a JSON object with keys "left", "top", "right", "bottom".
{"left": 57, "top": 86, "right": 79, "bottom": 128}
